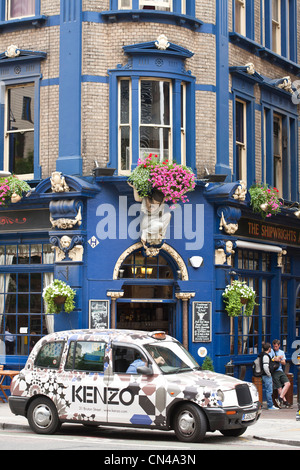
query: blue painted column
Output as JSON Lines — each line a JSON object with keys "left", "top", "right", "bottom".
{"left": 215, "top": 0, "right": 231, "bottom": 179}
{"left": 57, "top": 0, "right": 82, "bottom": 175}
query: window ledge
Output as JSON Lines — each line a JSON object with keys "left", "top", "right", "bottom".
{"left": 229, "top": 32, "right": 300, "bottom": 75}
{"left": 101, "top": 10, "right": 203, "bottom": 31}
{"left": 0, "top": 15, "right": 47, "bottom": 31}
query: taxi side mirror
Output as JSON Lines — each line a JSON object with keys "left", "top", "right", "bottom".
{"left": 137, "top": 365, "right": 153, "bottom": 375}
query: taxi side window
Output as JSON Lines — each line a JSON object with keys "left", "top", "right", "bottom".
{"left": 65, "top": 341, "right": 106, "bottom": 372}
{"left": 35, "top": 341, "right": 64, "bottom": 369}
{"left": 113, "top": 346, "right": 146, "bottom": 373}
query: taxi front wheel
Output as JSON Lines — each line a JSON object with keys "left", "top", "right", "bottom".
{"left": 173, "top": 403, "right": 207, "bottom": 443}
{"left": 27, "top": 397, "right": 61, "bottom": 434}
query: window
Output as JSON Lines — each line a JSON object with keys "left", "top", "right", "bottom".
{"left": 113, "top": 345, "right": 146, "bottom": 373}
{"left": 234, "top": 0, "right": 246, "bottom": 35}
{"left": 118, "top": 78, "right": 187, "bottom": 173}
{"left": 140, "top": 0, "right": 171, "bottom": 10}
{"left": 6, "top": 0, "right": 35, "bottom": 20}
{"left": 117, "top": 0, "right": 187, "bottom": 13}
{"left": 272, "top": 0, "right": 281, "bottom": 54}
{"left": 5, "top": 84, "right": 35, "bottom": 178}
{"left": 35, "top": 341, "right": 64, "bottom": 369}
{"left": 140, "top": 79, "right": 171, "bottom": 163}
{"left": 0, "top": 243, "right": 54, "bottom": 357}
{"left": 230, "top": 250, "right": 273, "bottom": 356}
{"left": 235, "top": 99, "right": 247, "bottom": 182}
{"left": 119, "top": 79, "right": 131, "bottom": 172}
{"left": 119, "top": 249, "right": 174, "bottom": 280}
{"left": 273, "top": 114, "right": 282, "bottom": 196}
{"left": 65, "top": 341, "right": 106, "bottom": 372}
{"left": 280, "top": 280, "right": 288, "bottom": 351}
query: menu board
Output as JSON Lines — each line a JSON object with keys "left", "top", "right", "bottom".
{"left": 192, "top": 302, "right": 212, "bottom": 343}
{"left": 89, "top": 300, "right": 109, "bottom": 329}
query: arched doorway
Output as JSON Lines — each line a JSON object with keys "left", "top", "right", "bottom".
{"left": 114, "top": 243, "right": 187, "bottom": 336}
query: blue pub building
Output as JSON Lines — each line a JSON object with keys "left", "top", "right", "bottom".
{"left": 0, "top": 0, "right": 299, "bottom": 393}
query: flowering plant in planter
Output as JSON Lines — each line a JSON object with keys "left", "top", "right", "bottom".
{"left": 222, "top": 280, "right": 257, "bottom": 317}
{"left": 43, "top": 279, "right": 76, "bottom": 314}
{"left": 249, "top": 183, "right": 281, "bottom": 219}
{"left": 0, "top": 175, "right": 31, "bottom": 207}
{"left": 128, "top": 154, "right": 196, "bottom": 205}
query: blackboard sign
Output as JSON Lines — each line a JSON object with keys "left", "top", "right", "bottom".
{"left": 192, "top": 302, "right": 212, "bottom": 343}
{"left": 89, "top": 300, "right": 109, "bottom": 329}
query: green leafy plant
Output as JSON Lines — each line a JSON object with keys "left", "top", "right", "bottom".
{"left": 0, "top": 175, "right": 31, "bottom": 207}
{"left": 43, "top": 279, "right": 76, "bottom": 314}
{"left": 201, "top": 355, "right": 214, "bottom": 371}
{"left": 222, "top": 280, "right": 257, "bottom": 317}
{"left": 249, "top": 183, "right": 281, "bottom": 219}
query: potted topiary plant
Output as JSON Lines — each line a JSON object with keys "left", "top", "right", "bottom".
{"left": 222, "top": 280, "right": 257, "bottom": 317}
{"left": 43, "top": 279, "right": 76, "bottom": 314}
{"left": 248, "top": 183, "right": 281, "bottom": 219}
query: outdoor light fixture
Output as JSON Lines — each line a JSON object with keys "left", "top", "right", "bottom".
{"left": 189, "top": 256, "right": 203, "bottom": 268}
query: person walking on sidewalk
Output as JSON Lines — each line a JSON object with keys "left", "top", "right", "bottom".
{"left": 270, "top": 339, "right": 292, "bottom": 408}
{"left": 261, "top": 342, "right": 279, "bottom": 411}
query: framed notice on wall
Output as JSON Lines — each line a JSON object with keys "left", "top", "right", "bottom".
{"left": 192, "top": 301, "right": 212, "bottom": 343}
{"left": 89, "top": 300, "right": 109, "bottom": 329}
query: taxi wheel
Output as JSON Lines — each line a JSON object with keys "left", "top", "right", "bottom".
{"left": 173, "top": 403, "right": 207, "bottom": 443}
{"left": 27, "top": 397, "right": 61, "bottom": 434}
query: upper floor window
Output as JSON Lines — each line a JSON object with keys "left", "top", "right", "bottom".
{"left": 118, "top": 78, "right": 186, "bottom": 173}
{"left": 6, "top": 0, "right": 35, "bottom": 20}
{"left": 273, "top": 113, "right": 282, "bottom": 195}
{"left": 5, "top": 83, "right": 35, "bottom": 178}
{"left": 235, "top": 99, "right": 247, "bottom": 182}
{"left": 118, "top": 0, "right": 186, "bottom": 13}
{"left": 262, "top": 0, "right": 297, "bottom": 61}
{"left": 234, "top": 0, "right": 246, "bottom": 35}
{"left": 272, "top": 0, "right": 281, "bottom": 54}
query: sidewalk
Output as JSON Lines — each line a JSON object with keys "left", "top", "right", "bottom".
{"left": 0, "top": 399, "right": 299, "bottom": 447}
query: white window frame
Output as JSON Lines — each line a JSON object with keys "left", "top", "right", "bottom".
{"left": 6, "top": 0, "right": 35, "bottom": 20}
{"left": 272, "top": 0, "right": 281, "bottom": 54}
{"left": 4, "top": 83, "right": 34, "bottom": 180}
{"left": 235, "top": 99, "right": 247, "bottom": 182}
{"left": 118, "top": 78, "right": 132, "bottom": 175}
{"left": 234, "top": 0, "right": 246, "bottom": 36}
{"left": 139, "top": 78, "right": 173, "bottom": 164}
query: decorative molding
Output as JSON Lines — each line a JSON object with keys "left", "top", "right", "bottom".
{"left": 217, "top": 206, "right": 242, "bottom": 235}
{"left": 215, "top": 240, "right": 235, "bottom": 265}
{"left": 175, "top": 292, "right": 195, "bottom": 301}
{"left": 50, "top": 171, "right": 70, "bottom": 193}
{"left": 155, "top": 34, "right": 170, "bottom": 51}
{"left": 232, "top": 180, "right": 247, "bottom": 201}
{"left": 50, "top": 235, "right": 84, "bottom": 262}
{"left": 49, "top": 200, "right": 82, "bottom": 230}
{"left": 112, "top": 242, "right": 189, "bottom": 280}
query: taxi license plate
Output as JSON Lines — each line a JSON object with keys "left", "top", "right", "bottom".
{"left": 242, "top": 412, "right": 256, "bottom": 421}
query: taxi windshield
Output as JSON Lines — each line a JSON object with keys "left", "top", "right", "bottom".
{"left": 144, "top": 341, "right": 199, "bottom": 374}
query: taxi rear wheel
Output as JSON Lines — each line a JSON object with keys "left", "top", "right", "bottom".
{"left": 173, "top": 403, "right": 207, "bottom": 443}
{"left": 27, "top": 397, "right": 61, "bottom": 434}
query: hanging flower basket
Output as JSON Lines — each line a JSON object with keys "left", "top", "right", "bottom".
{"left": 43, "top": 279, "right": 76, "bottom": 314}
{"left": 0, "top": 175, "right": 31, "bottom": 207}
{"left": 128, "top": 153, "right": 196, "bottom": 206}
{"left": 248, "top": 183, "right": 282, "bottom": 219}
{"left": 222, "top": 280, "right": 257, "bottom": 317}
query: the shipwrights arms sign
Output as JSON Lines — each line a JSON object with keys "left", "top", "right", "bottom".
{"left": 237, "top": 218, "right": 300, "bottom": 247}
